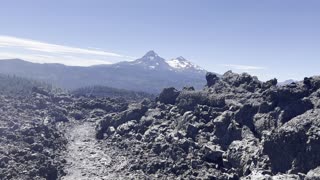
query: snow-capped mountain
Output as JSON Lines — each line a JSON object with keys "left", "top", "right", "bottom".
{"left": 166, "top": 56, "right": 206, "bottom": 73}
{"left": 122, "top": 50, "right": 171, "bottom": 70}
{"left": 117, "top": 50, "right": 206, "bottom": 73}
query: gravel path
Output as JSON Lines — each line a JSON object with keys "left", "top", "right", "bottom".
{"left": 61, "top": 122, "right": 129, "bottom": 180}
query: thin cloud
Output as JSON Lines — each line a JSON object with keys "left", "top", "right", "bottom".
{"left": 222, "top": 64, "right": 266, "bottom": 70}
{"left": 0, "top": 36, "right": 129, "bottom": 57}
{"left": 0, "top": 35, "right": 134, "bottom": 66}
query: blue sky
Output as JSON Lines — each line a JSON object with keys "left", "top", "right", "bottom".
{"left": 0, "top": 0, "right": 320, "bottom": 81}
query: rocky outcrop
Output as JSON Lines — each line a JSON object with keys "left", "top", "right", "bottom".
{"left": 206, "top": 72, "right": 219, "bottom": 87}
{"left": 263, "top": 109, "right": 320, "bottom": 174}
{"left": 95, "top": 103, "right": 149, "bottom": 139}
{"left": 95, "top": 71, "right": 320, "bottom": 179}
{"left": 176, "top": 90, "right": 225, "bottom": 112}
{"left": 158, "top": 87, "right": 180, "bottom": 104}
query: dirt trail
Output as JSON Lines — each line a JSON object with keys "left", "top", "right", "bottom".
{"left": 61, "top": 122, "right": 129, "bottom": 180}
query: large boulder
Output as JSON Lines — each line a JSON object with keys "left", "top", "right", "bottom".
{"left": 253, "top": 113, "right": 277, "bottom": 136}
{"left": 222, "top": 71, "right": 261, "bottom": 92}
{"left": 176, "top": 91, "right": 225, "bottom": 111}
{"left": 158, "top": 87, "right": 180, "bottom": 105}
{"left": 264, "top": 83, "right": 309, "bottom": 104}
{"left": 224, "top": 138, "right": 268, "bottom": 176}
{"left": 263, "top": 109, "right": 320, "bottom": 173}
{"left": 304, "top": 76, "right": 320, "bottom": 92}
{"left": 206, "top": 72, "right": 219, "bottom": 87}
{"left": 96, "top": 103, "right": 148, "bottom": 139}
{"left": 200, "top": 144, "right": 224, "bottom": 164}
{"left": 213, "top": 111, "right": 243, "bottom": 148}
{"left": 277, "top": 98, "right": 313, "bottom": 124}
{"left": 262, "top": 78, "right": 278, "bottom": 89}
{"left": 185, "top": 123, "right": 198, "bottom": 140}
{"left": 234, "top": 103, "right": 259, "bottom": 132}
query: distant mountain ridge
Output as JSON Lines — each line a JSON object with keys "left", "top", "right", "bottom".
{"left": 0, "top": 51, "right": 209, "bottom": 93}
{"left": 109, "top": 50, "right": 206, "bottom": 74}
{"left": 113, "top": 51, "right": 172, "bottom": 71}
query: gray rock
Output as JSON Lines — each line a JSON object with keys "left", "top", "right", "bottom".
{"left": 158, "top": 87, "right": 180, "bottom": 105}
{"left": 306, "top": 166, "right": 320, "bottom": 180}
{"left": 201, "top": 144, "right": 223, "bottom": 164}
{"left": 206, "top": 72, "right": 219, "bottom": 87}
{"left": 263, "top": 109, "right": 320, "bottom": 173}
{"left": 186, "top": 123, "right": 198, "bottom": 140}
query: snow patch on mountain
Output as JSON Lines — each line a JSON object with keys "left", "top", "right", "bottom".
{"left": 149, "top": 56, "right": 155, "bottom": 60}
{"left": 114, "top": 51, "right": 206, "bottom": 73}
{"left": 167, "top": 59, "right": 188, "bottom": 69}
{"left": 166, "top": 56, "right": 205, "bottom": 72}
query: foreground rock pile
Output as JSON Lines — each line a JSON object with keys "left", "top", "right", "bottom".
{"left": 0, "top": 88, "right": 69, "bottom": 180}
{"left": 0, "top": 85, "right": 130, "bottom": 180}
{"left": 96, "top": 71, "right": 320, "bottom": 179}
{"left": 2, "top": 71, "right": 320, "bottom": 179}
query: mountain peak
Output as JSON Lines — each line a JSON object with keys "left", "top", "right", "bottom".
{"left": 176, "top": 56, "right": 186, "bottom": 61}
{"left": 126, "top": 50, "right": 169, "bottom": 70}
{"left": 116, "top": 51, "right": 206, "bottom": 73}
{"left": 143, "top": 50, "right": 158, "bottom": 59}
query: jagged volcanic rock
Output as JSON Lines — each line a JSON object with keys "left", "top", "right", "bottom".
{"left": 0, "top": 77, "right": 132, "bottom": 179}
{"left": 95, "top": 71, "right": 320, "bottom": 179}
{"left": 3, "top": 71, "right": 320, "bottom": 179}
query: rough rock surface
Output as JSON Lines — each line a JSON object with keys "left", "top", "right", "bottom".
{"left": 158, "top": 87, "right": 180, "bottom": 105}
{"left": 0, "top": 88, "right": 68, "bottom": 179}
{"left": 61, "top": 122, "right": 146, "bottom": 180}
{"left": 3, "top": 71, "right": 320, "bottom": 179}
{"left": 0, "top": 78, "right": 136, "bottom": 179}
{"left": 96, "top": 71, "right": 320, "bottom": 179}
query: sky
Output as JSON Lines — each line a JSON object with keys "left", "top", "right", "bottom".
{"left": 0, "top": 0, "right": 320, "bottom": 81}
